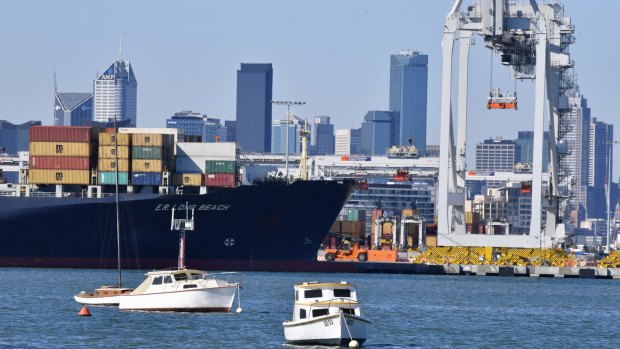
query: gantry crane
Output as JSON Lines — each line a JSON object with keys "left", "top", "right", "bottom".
{"left": 437, "top": 0, "right": 574, "bottom": 248}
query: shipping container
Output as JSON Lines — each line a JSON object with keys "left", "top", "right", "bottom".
{"left": 172, "top": 173, "right": 202, "bottom": 186}
{"left": 131, "top": 159, "right": 163, "bottom": 172}
{"left": 204, "top": 173, "right": 236, "bottom": 187}
{"left": 30, "top": 126, "right": 95, "bottom": 143}
{"left": 98, "top": 159, "right": 129, "bottom": 172}
{"left": 426, "top": 235, "right": 438, "bottom": 247}
{"left": 205, "top": 160, "right": 236, "bottom": 174}
{"left": 465, "top": 212, "right": 481, "bottom": 225}
{"left": 131, "top": 172, "right": 162, "bottom": 186}
{"left": 29, "top": 156, "right": 90, "bottom": 170}
{"left": 98, "top": 145, "right": 129, "bottom": 159}
{"left": 132, "top": 146, "right": 162, "bottom": 159}
{"left": 347, "top": 208, "right": 359, "bottom": 221}
{"left": 98, "top": 171, "right": 129, "bottom": 185}
{"left": 131, "top": 133, "right": 164, "bottom": 147}
{"left": 29, "top": 169, "right": 90, "bottom": 185}
{"left": 401, "top": 209, "right": 414, "bottom": 218}
{"left": 29, "top": 142, "right": 91, "bottom": 157}
{"left": 176, "top": 142, "right": 236, "bottom": 159}
{"left": 99, "top": 132, "right": 130, "bottom": 146}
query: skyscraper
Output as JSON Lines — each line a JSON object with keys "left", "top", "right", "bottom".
{"left": 166, "top": 111, "right": 225, "bottom": 142}
{"left": 335, "top": 128, "right": 362, "bottom": 155}
{"left": 94, "top": 59, "right": 137, "bottom": 126}
{"left": 271, "top": 115, "right": 304, "bottom": 154}
{"left": 224, "top": 120, "right": 237, "bottom": 143}
{"left": 589, "top": 118, "right": 613, "bottom": 188}
{"left": 0, "top": 120, "right": 41, "bottom": 155}
{"left": 54, "top": 92, "right": 93, "bottom": 126}
{"left": 515, "top": 131, "right": 549, "bottom": 169}
{"left": 311, "top": 116, "right": 335, "bottom": 155}
{"left": 236, "top": 63, "right": 273, "bottom": 152}
{"left": 389, "top": 50, "right": 428, "bottom": 154}
{"left": 361, "top": 111, "right": 398, "bottom": 155}
{"left": 475, "top": 137, "right": 519, "bottom": 172}
{"left": 561, "top": 92, "right": 591, "bottom": 209}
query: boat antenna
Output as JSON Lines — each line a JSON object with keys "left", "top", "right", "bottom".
{"left": 114, "top": 115, "right": 122, "bottom": 289}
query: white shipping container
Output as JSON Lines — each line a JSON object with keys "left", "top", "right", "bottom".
{"left": 176, "top": 142, "right": 237, "bottom": 158}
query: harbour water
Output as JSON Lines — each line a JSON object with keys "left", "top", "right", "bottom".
{"left": 1, "top": 268, "right": 618, "bottom": 348}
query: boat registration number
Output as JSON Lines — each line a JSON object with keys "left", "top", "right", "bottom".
{"left": 323, "top": 319, "right": 334, "bottom": 326}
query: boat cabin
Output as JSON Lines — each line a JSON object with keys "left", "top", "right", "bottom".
{"left": 291, "top": 281, "right": 362, "bottom": 322}
{"left": 131, "top": 269, "right": 229, "bottom": 294}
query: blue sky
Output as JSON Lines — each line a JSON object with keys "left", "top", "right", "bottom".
{"left": 0, "top": 0, "right": 618, "bottom": 174}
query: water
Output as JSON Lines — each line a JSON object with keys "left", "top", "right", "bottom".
{"left": 0, "top": 268, "right": 618, "bottom": 348}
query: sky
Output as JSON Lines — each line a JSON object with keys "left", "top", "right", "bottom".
{"left": 0, "top": 0, "right": 618, "bottom": 174}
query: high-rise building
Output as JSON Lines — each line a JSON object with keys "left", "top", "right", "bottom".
{"left": 0, "top": 120, "right": 41, "bottom": 155}
{"left": 166, "top": 111, "right": 225, "bottom": 142}
{"left": 311, "top": 116, "right": 334, "bottom": 155}
{"left": 361, "top": 111, "right": 398, "bottom": 156}
{"left": 515, "top": 131, "right": 549, "bottom": 169}
{"left": 236, "top": 63, "right": 273, "bottom": 152}
{"left": 475, "top": 137, "right": 519, "bottom": 172}
{"left": 94, "top": 59, "right": 137, "bottom": 126}
{"left": 335, "top": 128, "right": 362, "bottom": 155}
{"left": 271, "top": 115, "right": 304, "bottom": 154}
{"left": 561, "top": 92, "right": 591, "bottom": 208}
{"left": 53, "top": 92, "right": 93, "bottom": 126}
{"left": 224, "top": 120, "right": 237, "bottom": 143}
{"left": 389, "top": 50, "right": 428, "bottom": 155}
{"left": 589, "top": 118, "right": 613, "bottom": 188}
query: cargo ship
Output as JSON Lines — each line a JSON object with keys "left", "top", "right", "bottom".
{"left": 0, "top": 126, "right": 355, "bottom": 271}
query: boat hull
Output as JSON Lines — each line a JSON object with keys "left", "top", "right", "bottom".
{"left": 118, "top": 285, "right": 237, "bottom": 312}
{"left": 0, "top": 180, "right": 354, "bottom": 271}
{"left": 283, "top": 313, "right": 370, "bottom": 346}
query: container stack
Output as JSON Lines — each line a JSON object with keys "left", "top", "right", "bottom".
{"left": 172, "top": 173, "right": 203, "bottom": 187}
{"left": 97, "top": 131, "right": 130, "bottom": 185}
{"left": 29, "top": 126, "right": 95, "bottom": 185}
{"left": 130, "top": 133, "right": 174, "bottom": 186}
{"left": 204, "top": 160, "right": 237, "bottom": 187}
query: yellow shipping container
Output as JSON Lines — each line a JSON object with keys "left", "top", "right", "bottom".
{"left": 29, "top": 169, "right": 90, "bottom": 185}
{"left": 29, "top": 142, "right": 91, "bottom": 157}
{"left": 98, "top": 145, "right": 129, "bottom": 159}
{"left": 465, "top": 212, "right": 480, "bottom": 225}
{"left": 98, "top": 159, "right": 129, "bottom": 172}
{"left": 99, "top": 133, "right": 130, "bottom": 146}
{"left": 132, "top": 159, "right": 163, "bottom": 172}
{"left": 131, "top": 133, "right": 163, "bottom": 147}
{"left": 172, "top": 173, "right": 202, "bottom": 186}
{"left": 401, "top": 209, "right": 414, "bottom": 218}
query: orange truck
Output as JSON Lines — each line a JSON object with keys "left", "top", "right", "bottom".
{"left": 323, "top": 240, "right": 397, "bottom": 262}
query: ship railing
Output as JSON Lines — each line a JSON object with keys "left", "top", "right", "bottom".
{"left": 0, "top": 191, "right": 17, "bottom": 197}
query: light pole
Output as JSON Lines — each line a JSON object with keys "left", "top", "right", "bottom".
{"left": 602, "top": 140, "right": 619, "bottom": 253}
{"left": 271, "top": 100, "right": 305, "bottom": 181}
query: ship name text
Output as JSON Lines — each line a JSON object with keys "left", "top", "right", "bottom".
{"left": 155, "top": 203, "right": 230, "bottom": 212}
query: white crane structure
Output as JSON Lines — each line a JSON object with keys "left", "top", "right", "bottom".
{"left": 437, "top": 0, "right": 575, "bottom": 248}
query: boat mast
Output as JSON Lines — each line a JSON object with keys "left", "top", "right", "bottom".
{"left": 114, "top": 115, "right": 122, "bottom": 288}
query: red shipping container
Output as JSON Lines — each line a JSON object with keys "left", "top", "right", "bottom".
{"left": 29, "top": 156, "right": 90, "bottom": 170}
{"left": 30, "top": 126, "right": 94, "bottom": 142}
{"left": 204, "top": 173, "right": 236, "bottom": 187}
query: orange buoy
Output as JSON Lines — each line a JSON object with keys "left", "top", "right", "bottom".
{"left": 78, "top": 305, "right": 91, "bottom": 317}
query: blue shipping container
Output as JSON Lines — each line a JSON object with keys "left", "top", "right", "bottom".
{"left": 131, "top": 172, "right": 162, "bottom": 186}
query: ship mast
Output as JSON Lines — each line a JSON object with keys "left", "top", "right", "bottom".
{"left": 114, "top": 115, "right": 122, "bottom": 289}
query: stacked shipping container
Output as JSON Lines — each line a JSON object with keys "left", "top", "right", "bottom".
{"left": 97, "top": 131, "right": 130, "bottom": 185}
{"left": 29, "top": 126, "right": 95, "bottom": 185}
{"left": 130, "top": 133, "right": 174, "bottom": 186}
{"left": 204, "top": 160, "right": 236, "bottom": 187}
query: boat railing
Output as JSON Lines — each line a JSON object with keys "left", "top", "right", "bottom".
{"left": 198, "top": 271, "right": 243, "bottom": 287}
{"left": 308, "top": 297, "right": 358, "bottom": 316}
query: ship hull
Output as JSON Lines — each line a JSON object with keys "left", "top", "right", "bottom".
{"left": 0, "top": 180, "right": 354, "bottom": 271}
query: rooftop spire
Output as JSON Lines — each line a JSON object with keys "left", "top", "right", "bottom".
{"left": 119, "top": 36, "right": 123, "bottom": 61}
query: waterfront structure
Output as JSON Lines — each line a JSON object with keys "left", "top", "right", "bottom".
{"left": 475, "top": 137, "right": 519, "bottom": 172}
{"left": 389, "top": 50, "right": 428, "bottom": 155}
{"left": 0, "top": 120, "right": 41, "bottom": 155}
{"left": 94, "top": 59, "right": 137, "bottom": 127}
{"left": 335, "top": 128, "right": 362, "bottom": 155}
{"left": 271, "top": 115, "right": 304, "bottom": 154}
{"left": 361, "top": 111, "right": 398, "bottom": 156}
{"left": 225, "top": 120, "right": 236, "bottom": 142}
{"left": 53, "top": 93, "right": 93, "bottom": 126}
{"left": 236, "top": 63, "right": 273, "bottom": 152}
{"left": 311, "top": 116, "right": 334, "bottom": 155}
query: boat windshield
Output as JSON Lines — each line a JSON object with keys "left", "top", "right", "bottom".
{"left": 173, "top": 272, "right": 188, "bottom": 281}
{"left": 333, "top": 289, "right": 351, "bottom": 298}
{"left": 341, "top": 308, "right": 355, "bottom": 315}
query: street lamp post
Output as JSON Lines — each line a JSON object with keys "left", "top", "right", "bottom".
{"left": 602, "top": 140, "right": 620, "bottom": 253}
{"left": 271, "top": 100, "right": 305, "bottom": 181}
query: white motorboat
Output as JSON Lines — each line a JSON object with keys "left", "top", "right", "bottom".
{"left": 118, "top": 204, "right": 240, "bottom": 312}
{"left": 283, "top": 281, "right": 371, "bottom": 347}
{"left": 118, "top": 269, "right": 239, "bottom": 312}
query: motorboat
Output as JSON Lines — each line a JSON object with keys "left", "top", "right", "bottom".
{"left": 118, "top": 269, "right": 240, "bottom": 312}
{"left": 283, "top": 281, "right": 371, "bottom": 347}
{"left": 118, "top": 204, "right": 241, "bottom": 312}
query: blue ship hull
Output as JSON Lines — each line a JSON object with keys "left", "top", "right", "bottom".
{"left": 0, "top": 180, "right": 354, "bottom": 271}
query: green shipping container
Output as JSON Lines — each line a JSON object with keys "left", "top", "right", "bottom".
{"left": 348, "top": 209, "right": 359, "bottom": 221}
{"left": 98, "top": 171, "right": 129, "bottom": 185}
{"left": 205, "top": 160, "right": 236, "bottom": 174}
{"left": 132, "top": 146, "right": 162, "bottom": 159}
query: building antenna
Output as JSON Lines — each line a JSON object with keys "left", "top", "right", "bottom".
{"left": 119, "top": 36, "right": 123, "bottom": 60}
{"left": 53, "top": 67, "right": 57, "bottom": 93}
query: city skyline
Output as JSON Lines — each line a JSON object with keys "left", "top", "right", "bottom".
{"left": 0, "top": 0, "right": 618, "bottom": 172}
